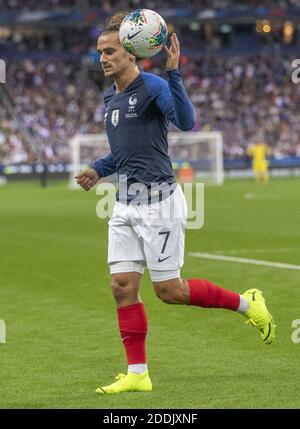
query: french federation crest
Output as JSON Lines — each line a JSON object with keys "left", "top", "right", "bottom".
{"left": 129, "top": 94, "right": 137, "bottom": 107}
{"left": 111, "top": 109, "right": 119, "bottom": 126}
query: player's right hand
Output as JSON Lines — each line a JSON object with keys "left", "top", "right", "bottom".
{"left": 165, "top": 33, "right": 180, "bottom": 71}
{"left": 75, "top": 168, "right": 99, "bottom": 191}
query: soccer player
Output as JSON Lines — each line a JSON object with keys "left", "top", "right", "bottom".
{"left": 75, "top": 12, "right": 276, "bottom": 394}
{"left": 247, "top": 139, "right": 271, "bottom": 185}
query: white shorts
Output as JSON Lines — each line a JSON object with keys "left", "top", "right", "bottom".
{"left": 108, "top": 184, "right": 187, "bottom": 281}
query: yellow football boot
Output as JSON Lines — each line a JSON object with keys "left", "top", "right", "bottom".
{"left": 243, "top": 288, "right": 276, "bottom": 344}
{"left": 95, "top": 370, "right": 152, "bottom": 394}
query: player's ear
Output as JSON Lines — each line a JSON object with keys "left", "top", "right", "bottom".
{"left": 129, "top": 54, "right": 143, "bottom": 67}
{"left": 128, "top": 53, "right": 136, "bottom": 62}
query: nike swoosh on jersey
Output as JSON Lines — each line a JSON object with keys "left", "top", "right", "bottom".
{"left": 158, "top": 256, "right": 171, "bottom": 263}
{"left": 127, "top": 29, "right": 143, "bottom": 40}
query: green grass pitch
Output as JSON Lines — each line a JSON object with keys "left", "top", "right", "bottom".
{"left": 0, "top": 177, "right": 300, "bottom": 409}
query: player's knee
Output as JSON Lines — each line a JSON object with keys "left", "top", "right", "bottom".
{"left": 154, "top": 278, "right": 189, "bottom": 304}
{"left": 111, "top": 279, "right": 130, "bottom": 300}
{"left": 111, "top": 274, "right": 138, "bottom": 301}
{"left": 154, "top": 282, "right": 179, "bottom": 304}
{"left": 154, "top": 284, "right": 170, "bottom": 303}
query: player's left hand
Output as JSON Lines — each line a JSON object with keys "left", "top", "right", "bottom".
{"left": 165, "top": 33, "right": 180, "bottom": 71}
{"left": 75, "top": 168, "right": 99, "bottom": 191}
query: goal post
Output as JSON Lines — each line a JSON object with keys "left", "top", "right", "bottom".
{"left": 69, "top": 133, "right": 112, "bottom": 189}
{"left": 168, "top": 131, "right": 224, "bottom": 185}
{"left": 69, "top": 131, "right": 224, "bottom": 188}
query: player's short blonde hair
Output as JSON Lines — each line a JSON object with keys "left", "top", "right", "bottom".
{"left": 105, "top": 11, "right": 128, "bottom": 32}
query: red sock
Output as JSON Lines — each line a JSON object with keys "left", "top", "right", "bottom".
{"left": 187, "top": 278, "right": 240, "bottom": 311}
{"left": 117, "top": 303, "right": 147, "bottom": 365}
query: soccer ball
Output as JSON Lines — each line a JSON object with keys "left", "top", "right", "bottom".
{"left": 119, "top": 9, "right": 168, "bottom": 59}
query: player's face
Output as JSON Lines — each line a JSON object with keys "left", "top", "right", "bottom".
{"left": 97, "top": 32, "right": 135, "bottom": 79}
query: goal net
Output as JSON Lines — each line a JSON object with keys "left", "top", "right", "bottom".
{"left": 69, "top": 131, "right": 224, "bottom": 188}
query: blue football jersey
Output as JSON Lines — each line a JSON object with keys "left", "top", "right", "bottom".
{"left": 91, "top": 70, "right": 195, "bottom": 202}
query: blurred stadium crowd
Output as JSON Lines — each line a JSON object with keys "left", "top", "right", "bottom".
{"left": 1, "top": 53, "right": 299, "bottom": 164}
{"left": 1, "top": 0, "right": 298, "bottom": 11}
{"left": 1, "top": 0, "right": 300, "bottom": 167}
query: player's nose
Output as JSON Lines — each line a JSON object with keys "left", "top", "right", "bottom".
{"left": 100, "top": 53, "right": 106, "bottom": 64}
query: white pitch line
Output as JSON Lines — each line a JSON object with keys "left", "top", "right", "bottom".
{"left": 212, "top": 248, "right": 300, "bottom": 255}
{"left": 188, "top": 252, "right": 300, "bottom": 271}
{"left": 244, "top": 193, "right": 280, "bottom": 200}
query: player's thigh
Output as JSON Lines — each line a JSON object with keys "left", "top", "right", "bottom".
{"left": 146, "top": 221, "right": 185, "bottom": 282}
{"left": 152, "top": 276, "right": 190, "bottom": 304}
{"left": 133, "top": 185, "right": 187, "bottom": 275}
{"left": 108, "top": 203, "right": 146, "bottom": 266}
